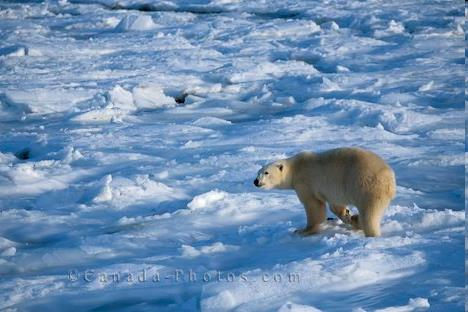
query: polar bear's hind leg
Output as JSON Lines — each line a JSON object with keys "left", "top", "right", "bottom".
{"left": 358, "top": 197, "right": 389, "bottom": 237}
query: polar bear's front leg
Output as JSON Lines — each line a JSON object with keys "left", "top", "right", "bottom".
{"left": 294, "top": 196, "right": 325, "bottom": 236}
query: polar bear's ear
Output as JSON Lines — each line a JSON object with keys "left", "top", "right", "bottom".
{"left": 277, "top": 164, "right": 283, "bottom": 172}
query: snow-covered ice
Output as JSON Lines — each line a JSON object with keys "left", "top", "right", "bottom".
{"left": 0, "top": 0, "right": 464, "bottom": 311}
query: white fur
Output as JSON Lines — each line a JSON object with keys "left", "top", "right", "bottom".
{"left": 255, "top": 148, "right": 396, "bottom": 237}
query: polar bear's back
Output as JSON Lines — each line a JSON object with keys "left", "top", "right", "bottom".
{"left": 292, "top": 148, "right": 396, "bottom": 207}
{"left": 318, "top": 147, "right": 390, "bottom": 174}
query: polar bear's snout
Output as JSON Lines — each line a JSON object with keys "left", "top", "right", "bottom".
{"left": 255, "top": 163, "right": 284, "bottom": 189}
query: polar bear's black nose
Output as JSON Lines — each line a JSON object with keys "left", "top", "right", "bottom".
{"left": 254, "top": 179, "right": 259, "bottom": 187}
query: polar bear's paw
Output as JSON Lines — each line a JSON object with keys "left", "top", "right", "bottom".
{"left": 294, "top": 227, "right": 319, "bottom": 236}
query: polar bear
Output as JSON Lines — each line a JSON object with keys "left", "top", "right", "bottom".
{"left": 254, "top": 147, "right": 396, "bottom": 237}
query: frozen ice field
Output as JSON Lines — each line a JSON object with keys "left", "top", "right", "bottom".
{"left": 0, "top": 0, "right": 465, "bottom": 311}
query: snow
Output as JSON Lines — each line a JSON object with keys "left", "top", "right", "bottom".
{"left": 115, "top": 15, "right": 157, "bottom": 31}
{"left": 374, "top": 297, "right": 430, "bottom": 312}
{"left": 278, "top": 302, "right": 322, "bottom": 312}
{"left": 0, "top": 0, "right": 464, "bottom": 311}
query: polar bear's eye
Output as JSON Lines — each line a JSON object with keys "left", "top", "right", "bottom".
{"left": 264, "top": 171, "right": 269, "bottom": 175}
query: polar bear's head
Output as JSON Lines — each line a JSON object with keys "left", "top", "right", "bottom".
{"left": 254, "top": 160, "right": 291, "bottom": 189}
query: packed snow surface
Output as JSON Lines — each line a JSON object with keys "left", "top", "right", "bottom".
{"left": 0, "top": 0, "right": 464, "bottom": 311}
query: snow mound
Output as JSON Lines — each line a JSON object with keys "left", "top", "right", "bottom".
{"left": 305, "top": 99, "right": 441, "bottom": 134}
{"left": 375, "top": 297, "right": 430, "bottom": 312}
{"left": 381, "top": 204, "right": 464, "bottom": 234}
{"left": 91, "top": 174, "right": 187, "bottom": 208}
{"left": 186, "top": 190, "right": 290, "bottom": 222}
{"left": 0, "top": 237, "right": 17, "bottom": 258}
{"left": 321, "top": 21, "right": 340, "bottom": 32}
{"left": 187, "top": 189, "right": 227, "bottom": 211}
{"left": 107, "top": 85, "right": 135, "bottom": 111}
{"left": 180, "top": 242, "right": 239, "bottom": 258}
{"left": 92, "top": 174, "right": 113, "bottom": 203}
{"left": 4, "top": 88, "right": 94, "bottom": 115}
{"left": 228, "top": 60, "right": 319, "bottom": 84}
{"left": 193, "top": 116, "right": 232, "bottom": 127}
{"left": 115, "top": 15, "right": 157, "bottom": 31}
{"left": 278, "top": 302, "right": 322, "bottom": 312}
{"left": 375, "top": 20, "right": 406, "bottom": 37}
{"left": 1, "top": 247, "right": 16, "bottom": 257}
{"left": 1, "top": 161, "right": 69, "bottom": 196}
{"left": 72, "top": 85, "right": 176, "bottom": 122}
{"left": 133, "top": 85, "right": 176, "bottom": 109}
{"left": 250, "top": 20, "right": 321, "bottom": 38}
{"left": 0, "top": 45, "right": 27, "bottom": 57}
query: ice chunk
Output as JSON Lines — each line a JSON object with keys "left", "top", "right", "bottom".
{"left": 115, "top": 15, "right": 157, "bottom": 32}
{"left": 132, "top": 85, "right": 175, "bottom": 109}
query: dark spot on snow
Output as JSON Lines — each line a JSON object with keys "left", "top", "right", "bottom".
{"left": 15, "top": 148, "right": 31, "bottom": 160}
{"left": 327, "top": 217, "right": 335, "bottom": 221}
{"left": 0, "top": 45, "right": 28, "bottom": 57}
{"left": 120, "top": 3, "right": 153, "bottom": 12}
{"left": 107, "top": 3, "right": 225, "bottom": 15}
{"left": 101, "top": 2, "right": 304, "bottom": 19}
{"left": 174, "top": 93, "right": 187, "bottom": 104}
{"left": 252, "top": 10, "right": 302, "bottom": 20}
